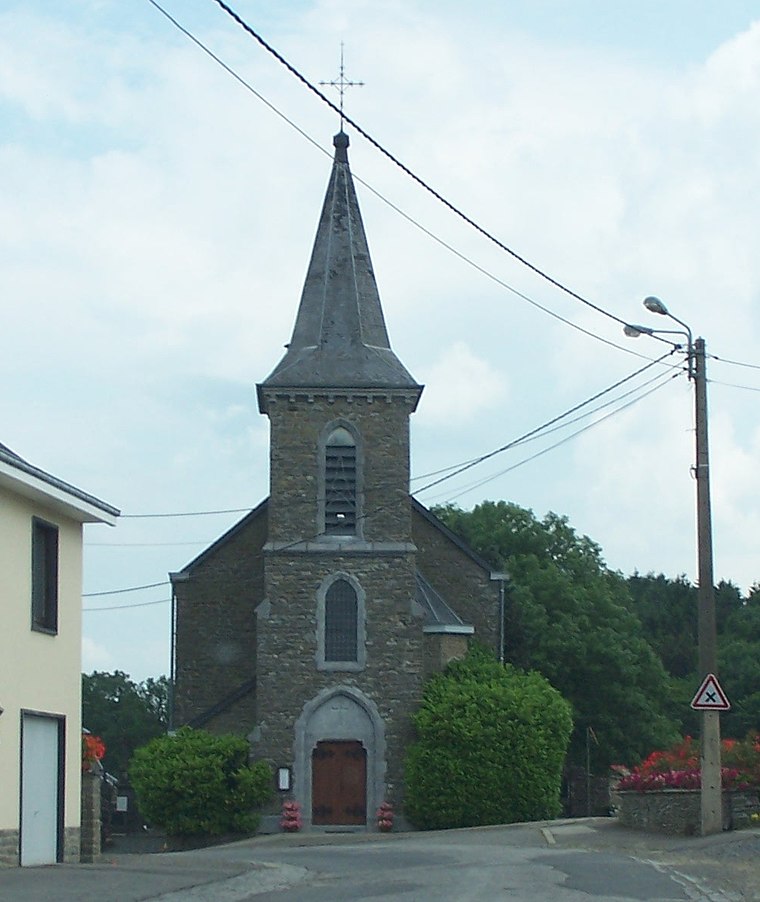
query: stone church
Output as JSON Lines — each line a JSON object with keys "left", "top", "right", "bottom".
{"left": 171, "top": 130, "right": 499, "bottom": 831}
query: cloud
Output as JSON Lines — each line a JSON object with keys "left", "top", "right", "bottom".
{"left": 416, "top": 342, "right": 509, "bottom": 427}
{"left": 81, "top": 636, "right": 117, "bottom": 674}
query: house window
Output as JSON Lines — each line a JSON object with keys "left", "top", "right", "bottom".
{"left": 323, "top": 427, "right": 357, "bottom": 535}
{"left": 324, "top": 579, "right": 358, "bottom": 663}
{"left": 316, "top": 573, "right": 366, "bottom": 672}
{"left": 32, "top": 517, "right": 59, "bottom": 634}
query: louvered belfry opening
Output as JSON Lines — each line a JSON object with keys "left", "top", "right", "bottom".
{"left": 324, "top": 579, "right": 358, "bottom": 662}
{"left": 324, "top": 427, "right": 357, "bottom": 535}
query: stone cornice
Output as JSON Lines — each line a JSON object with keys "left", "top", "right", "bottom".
{"left": 264, "top": 539, "right": 416, "bottom": 555}
{"left": 257, "top": 385, "right": 422, "bottom": 413}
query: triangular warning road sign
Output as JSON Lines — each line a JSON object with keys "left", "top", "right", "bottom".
{"left": 690, "top": 673, "right": 731, "bottom": 711}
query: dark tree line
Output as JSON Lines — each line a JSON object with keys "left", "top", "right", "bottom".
{"left": 627, "top": 574, "right": 760, "bottom": 739}
{"left": 82, "top": 670, "right": 169, "bottom": 779}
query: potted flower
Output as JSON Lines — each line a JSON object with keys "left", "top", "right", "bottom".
{"left": 280, "top": 800, "right": 302, "bottom": 832}
{"left": 376, "top": 801, "right": 394, "bottom": 832}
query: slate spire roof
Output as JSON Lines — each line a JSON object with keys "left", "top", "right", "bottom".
{"left": 259, "top": 131, "right": 421, "bottom": 401}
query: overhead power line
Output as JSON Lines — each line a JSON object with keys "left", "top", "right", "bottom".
{"left": 205, "top": 0, "right": 649, "bottom": 336}
{"left": 148, "top": 0, "right": 672, "bottom": 351}
{"left": 708, "top": 379, "right": 760, "bottom": 393}
{"left": 83, "top": 597, "right": 171, "bottom": 612}
{"left": 709, "top": 354, "right": 760, "bottom": 372}
{"left": 413, "top": 349, "right": 677, "bottom": 497}
{"left": 84, "top": 354, "right": 676, "bottom": 601}
{"left": 83, "top": 580, "right": 169, "bottom": 597}
{"left": 121, "top": 506, "right": 253, "bottom": 519}
{"left": 87, "top": 540, "right": 214, "bottom": 547}
{"left": 420, "top": 371, "right": 681, "bottom": 504}
{"left": 83, "top": 370, "right": 676, "bottom": 608}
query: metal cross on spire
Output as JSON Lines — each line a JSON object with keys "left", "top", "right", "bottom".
{"left": 319, "top": 43, "right": 364, "bottom": 129}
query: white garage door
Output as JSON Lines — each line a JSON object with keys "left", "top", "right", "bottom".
{"left": 20, "top": 714, "right": 61, "bottom": 866}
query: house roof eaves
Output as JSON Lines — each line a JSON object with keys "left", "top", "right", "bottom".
{"left": 0, "top": 445, "right": 119, "bottom": 525}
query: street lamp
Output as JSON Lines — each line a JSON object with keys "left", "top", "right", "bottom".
{"left": 625, "top": 296, "right": 721, "bottom": 835}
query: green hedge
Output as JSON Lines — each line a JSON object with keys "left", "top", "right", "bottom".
{"left": 405, "top": 648, "right": 572, "bottom": 829}
{"left": 130, "top": 727, "right": 272, "bottom": 836}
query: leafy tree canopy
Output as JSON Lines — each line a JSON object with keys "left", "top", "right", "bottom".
{"left": 433, "top": 501, "right": 678, "bottom": 769}
{"left": 82, "top": 670, "right": 169, "bottom": 780}
{"left": 626, "top": 573, "right": 697, "bottom": 679}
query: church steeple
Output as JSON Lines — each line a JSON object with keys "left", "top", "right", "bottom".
{"left": 258, "top": 132, "right": 421, "bottom": 409}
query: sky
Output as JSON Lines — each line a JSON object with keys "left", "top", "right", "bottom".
{"left": 2, "top": 1, "right": 759, "bottom": 682}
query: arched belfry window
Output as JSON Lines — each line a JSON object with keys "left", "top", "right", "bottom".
{"left": 324, "top": 579, "right": 358, "bottom": 663}
{"left": 323, "top": 426, "right": 358, "bottom": 535}
{"left": 316, "top": 573, "right": 366, "bottom": 672}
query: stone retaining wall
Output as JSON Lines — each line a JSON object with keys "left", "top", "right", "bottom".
{"left": 618, "top": 789, "right": 760, "bottom": 835}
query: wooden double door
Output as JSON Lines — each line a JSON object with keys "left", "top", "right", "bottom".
{"left": 312, "top": 740, "right": 367, "bottom": 825}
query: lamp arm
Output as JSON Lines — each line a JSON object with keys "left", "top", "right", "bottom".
{"left": 664, "top": 313, "right": 693, "bottom": 379}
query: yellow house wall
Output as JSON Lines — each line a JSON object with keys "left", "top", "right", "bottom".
{"left": 0, "top": 485, "right": 83, "bottom": 843}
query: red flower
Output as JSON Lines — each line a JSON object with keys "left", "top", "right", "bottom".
{"left": 82, "top": 733, "right": 106, "bottom": 771}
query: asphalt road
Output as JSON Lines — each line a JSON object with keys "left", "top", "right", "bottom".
{"left": 2, "top": 819, "right": 759, "bottom": 902}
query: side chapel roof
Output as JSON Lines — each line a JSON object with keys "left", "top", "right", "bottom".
{"left": 258, "top": 132, "right": 422, "bottom": 403}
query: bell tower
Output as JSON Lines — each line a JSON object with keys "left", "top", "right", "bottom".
{"left": 254, "top": 131, "right": 424, "bottom": 827}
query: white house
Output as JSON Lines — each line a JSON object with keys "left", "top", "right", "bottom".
{"left": 0, "top": 443, "right": 118, "bottom": 866}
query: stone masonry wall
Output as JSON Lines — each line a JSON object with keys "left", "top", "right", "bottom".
{"left": 173, "top": 506, "right": 266, "bottom": 733}
{"left": 423, "top": 633, "right": 469, "bottom": 678}
{"left": 257, "top": 391, "right": 423, "bottom": 814}
{"left": 267, "top": 396, "right": 414, "bottom": 544}
{"left": 619, "top": 789, "right": 760, "bottom": 835}
{"left": 412, "top": 507, "right": 498, "bottom": 650}
{"left": 256, "top": 549, "right": 422, "bottom": 809}
{"left": 0, "top": 829, "right": 19, "bottom": 867}
{"left": 79, "top": 773, "right": 100, "bottom": 863}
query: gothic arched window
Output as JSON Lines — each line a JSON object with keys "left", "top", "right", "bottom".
{"left": 323, "top": 426, "right": 357, "bottom": 536}
{"left": 316, "top": 574, "right": 366, "bottom": 672}
{"left": 324, "top": 579, "right": 358, "bottom": 663}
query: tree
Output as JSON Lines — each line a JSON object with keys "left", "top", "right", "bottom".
{"left": 82, "top": 671, "right": 169, "bottom": 779}
{"left": 717, "top": 596, "right": 760, "bottom": 737}
{"left": 404, "top": 647, "right": 572, "bottom": 830}
{"left": 130, "top": 728, "right": 272, "bottom": 836}
{"left": 433, "top": 501, "right": 678, "bottom": 769}
{"left": 625, "top": 573, "right": 697, "bottom": 679}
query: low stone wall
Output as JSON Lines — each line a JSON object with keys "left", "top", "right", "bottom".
{"left": 0, "top": 829, "right": 19, "bottom": 867}
{"left": 618, "top": 789, "right": 760, "bottom": 835}
{"left": 80, "top": 772, "right": 102, "bottom": 862}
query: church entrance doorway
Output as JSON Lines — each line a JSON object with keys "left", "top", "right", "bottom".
{"left": 311, "top": 740, "right": 367, "bottom": 825}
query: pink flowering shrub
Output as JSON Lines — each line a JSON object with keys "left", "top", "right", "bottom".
{"left": 614, "top": 734, "right": 760, "bottom": 792}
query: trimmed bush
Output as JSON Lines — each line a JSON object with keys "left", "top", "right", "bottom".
{"left": 404, "top": 647, "right": 572, "bottom": 829}
{"left": 130, "top": 727, "right": 272, "bottom": 836}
